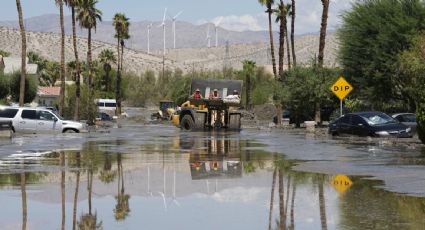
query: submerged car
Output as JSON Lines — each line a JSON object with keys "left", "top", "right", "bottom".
{"left": 392, "top": 113, "right": 417, "bottom": 134}
{"left": 329, "top": 112, "right": 412, "bottom": 138}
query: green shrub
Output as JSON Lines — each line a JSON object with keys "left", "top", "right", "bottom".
{"left": 10, "top": 72, "right": 37, "bottom": 103}
{"left": 64, "top": 85, "right": 97, "bottom": 121}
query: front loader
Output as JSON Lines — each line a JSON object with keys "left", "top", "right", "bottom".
{"left": 172, "top": 79, "right": 243, "bottom": 131}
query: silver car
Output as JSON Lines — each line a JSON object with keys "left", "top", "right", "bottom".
{"left": 392, "top": 113, "right": 417, "bottom": 134}
{"left": 0, "top": 106, "right": 87, "bottom": 134}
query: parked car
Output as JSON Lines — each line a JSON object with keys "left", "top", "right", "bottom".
{"left": 329, "top": 112, "right": 412, "bottom": 138}
{"left": 392, "top": 113, "right": 417, "bottom": 134}
{"left": 96, "top": 112, "right": 113, "bottom": 121}
{"left": 0, "top": 106, "right": 87, "bottom": 134}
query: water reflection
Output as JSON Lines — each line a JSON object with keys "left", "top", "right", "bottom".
{"left": 0, "top": 134, "right": 423, "bottom": 230}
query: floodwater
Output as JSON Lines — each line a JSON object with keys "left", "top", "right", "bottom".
{"left": 0, "top": 119, "right": 424, "bottom": 230}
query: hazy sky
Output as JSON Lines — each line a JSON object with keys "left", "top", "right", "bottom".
{"left": 0, "top": 0, "right": 354, "bottom": 34}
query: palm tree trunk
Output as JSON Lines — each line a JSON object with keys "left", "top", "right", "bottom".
{"left": 278, "top": 2, "right": 285, "bottom": 77}
{"left": 117, "top": 42, "right": 124, "bottom": 115}
{"left": 72, "top": 7, "right": 81, "bottom": 121}
{"left": 61, "top": 152, "right": 66, "bottom": 230}
{"left": 279, "top": 169, "right": 286, "bottom": 230}
{"left": 267, "top": 8, "right": 277, "bottom": 79}
{"left": 291, "top": 0, "right": 296, "bottom": 66}
{"left": 115, "top": 38, "right": 121, "bottom": 116}
{"left": 20, "top": 172, "right": 27, "bottom": 230}
{"left": 285, "top": 176, "right": 291, "bottom": 217}
{"left": 286, "top": 23, "right": 291, "bottom": 70}
{"left": 16, "top": 0, "right": 26, "bottom": 106}
{"left": 268, "top": 168, "right": 277, "bottom": 230}
{"left": 72, "top": 152, "right": 81, "bottom": 230}
{"left": 87, "top": 28, "right": 92, "bottom": 87}
{"left": 318, "top": 175, "right": 328, "bottom": 230}
{"left": 59, "top": 0, "right": 66, "bottom": 116}
{"left": 318, "top": 0, "right": 329, "bottom": 67}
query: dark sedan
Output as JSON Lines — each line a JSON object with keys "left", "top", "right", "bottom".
{"left": 329, "top": 112, "right": 412, "bottom": 138}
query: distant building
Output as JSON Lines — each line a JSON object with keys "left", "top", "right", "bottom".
{"left": 3, "top": 57, "right": 38, "bottom": 75}
{"left": 36, "top": 86, "right": 60, "bottom": 107}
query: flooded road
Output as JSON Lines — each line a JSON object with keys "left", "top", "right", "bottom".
{"left": 0, "top": 119, "right": 424, "bottom": 230}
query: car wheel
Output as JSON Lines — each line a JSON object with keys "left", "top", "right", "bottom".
{"left": 63, "top": 129, "right": 78, "bottom": 133}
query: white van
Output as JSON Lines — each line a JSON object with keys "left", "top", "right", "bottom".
{"left": 0, "top": 106, "right": 87, "bottom": 134}
{"left": 96, "top": 99, "right": 117, "bottom": 112}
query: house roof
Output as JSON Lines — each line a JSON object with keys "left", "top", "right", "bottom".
{"left": 38, "top": 87, "right": 61, "bottom": 96}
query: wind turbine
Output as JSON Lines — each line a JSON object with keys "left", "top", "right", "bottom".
{"left": 147, "top": 23, "right": 152, "bottom": 54}
{"left": 170, "top": 11, "right": 183, "bottom": 49}
{"left": 206, "top": 24, "right": 212, "bottom": 48}
{"left": 214, "top": 17, "right": 223, "bottom": 47}
{"left": 158, "top": 8, "right": 167, "bottom": 77}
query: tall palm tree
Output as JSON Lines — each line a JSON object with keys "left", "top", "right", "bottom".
{"left": 113, "top": 13, "right": 130, "bottom": 116}
{"left": 290, "top": 0, "right": 296, "bottom": 66}
{"left": 56, "top": 0, "right": 66, "bottom": 116}
{"left": 76, "top": 0, "right": 101, "bottom": 124}
{"left": 258, "top": 0, "right": 277, "bottom": 79}
{"left": 98, "top": 49, "right": 116, "bottom": 91}
{"left": 318, "top": 0, "right": 330, "bottom": 67}
{"left": 15, "top": 0, "right": 26, "bottom": 106}
{"left": 64, "top": 0, "right": 82, "bottom": 120}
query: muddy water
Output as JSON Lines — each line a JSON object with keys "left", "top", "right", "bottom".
{"left": 0, "top": 126, "right": 424, "bottom": 230}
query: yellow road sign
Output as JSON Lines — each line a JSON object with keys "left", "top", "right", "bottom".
{"left": 331, "top": 174, "right": 353, "bottom": 194}
{"left": 330, "top": 77, "right": 353, "bottom": 100}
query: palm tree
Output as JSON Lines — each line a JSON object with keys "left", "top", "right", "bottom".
{"left": 15, "top": 0, "right": 26, "bottom": 106}
{"left": 113, "top": 13, "right": 130, "bottom": 116}
{"left": 56, "top": 0, "right": 66, "bottom": 116}
{"left": 258, "top": 0, "right": 277, "bottom": 79}
{"left": 285, "top": 4, "right": 292, "bottom": 70}
{"left": 76, "top": 0, "right": 102, "bottom": 87}
{"left": 76, "top": 0, "right": 101, "bottom": 124}
{"left": 290, "top": 0, "right": 296, "bottom": 66}
{"left": 318, "top": 0, "right": 330, "bottom": 67}
{"left": 274, "top": 1, "right": 289, "bottom": 76}
{"left": 98, "top": 49, "right": 116, "bottom": 92}
{"left": 64, "top": 0, "right": 82, "bottom": 120}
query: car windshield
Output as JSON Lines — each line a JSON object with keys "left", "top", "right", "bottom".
{"left": 360, "top": 113, "right": 396, "bottom": 125}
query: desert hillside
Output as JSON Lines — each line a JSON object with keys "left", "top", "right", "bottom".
{"left": 0, "top": 25, "right": 339, "bottom": 74}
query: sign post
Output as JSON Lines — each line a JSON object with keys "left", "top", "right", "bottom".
{"left": 330, "top": 77, "right": 353, "bottom": 117}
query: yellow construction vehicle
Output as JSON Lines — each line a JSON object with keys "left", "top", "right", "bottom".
{"left": 151, "top": 100, "right": 176, "bottom": 120}
{"left": 172, "top": 79, "right": 242, "bottom": 131}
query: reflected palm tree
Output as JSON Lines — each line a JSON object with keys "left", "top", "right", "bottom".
{"left": 20, "top": 172, "right": 27, "bottom": 230}
{"left": 114, "top": 154, "right": 130, "bottom": 220}
{"left": 61, "top": 152, "right": 66, "bottom": 230}
{"left": 78, "top": 168, "right": 102, "bottom": 230}
{"left": 99, "top": 154, "right": 117, "bottom": 184}
{"left": 278, "top": 168, "right": 286, "bottom": 230}
{"left": 289, "top": 179, "right": 296, "bottom": 230}
{"left": 318, "top": 175, "right": 328, "bottom": 230}
{"left": 72, "top": 152, "right": 81, "bottom": 230}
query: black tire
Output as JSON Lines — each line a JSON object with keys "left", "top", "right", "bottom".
{"left": 63, "top": 129, "right": 78, "bottom": 133}
{"left": 180, "top": 115, "right": 195, "bottom": 131}
{"left": 228, "top": 114, "right": 241, "bottom": 130}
